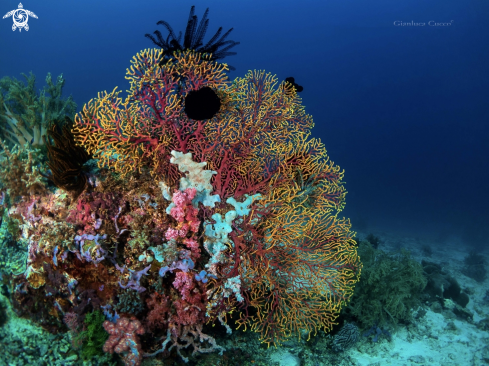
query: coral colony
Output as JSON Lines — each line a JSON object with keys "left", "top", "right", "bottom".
{"left": 0, "top": 7, "right": 361, "bottom": 365}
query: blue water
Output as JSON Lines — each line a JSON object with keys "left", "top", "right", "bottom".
{"left": 3, "top": 0, "right": 487, "bottom": 246}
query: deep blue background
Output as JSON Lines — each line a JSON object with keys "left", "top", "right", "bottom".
{"left": 1, "top": 0, "right": 488, "bottom": 247}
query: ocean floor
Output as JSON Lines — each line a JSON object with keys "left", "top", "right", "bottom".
{"left": 0, "top": 229, "right": 488, "bottom": 366}
{"left": 342, "top": 230, "right": 489, "bottom": 366}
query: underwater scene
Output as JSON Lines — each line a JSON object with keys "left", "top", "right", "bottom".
{"left": 0, "top": 0, "right": 488, "bottom": 365}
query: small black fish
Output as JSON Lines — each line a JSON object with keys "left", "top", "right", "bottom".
{"left": 285, "top": 77, "right": 303, "bottom": 92}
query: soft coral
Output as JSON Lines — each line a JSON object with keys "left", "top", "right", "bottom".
{"left": 145, "top": 292, "right": 170, "bottom": 332}
{"left": 103, "top": 317, "right": 145, "bottom": 366}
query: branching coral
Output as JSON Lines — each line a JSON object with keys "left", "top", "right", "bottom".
{"left": 0, "top": 72, "right": 76, "bottom": 148}
{"left": 73, "top": 48, "right": 229, "bottom": 183}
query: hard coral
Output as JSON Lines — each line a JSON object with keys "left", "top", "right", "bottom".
{"left": 116, "top": 289, "right": 145, "bottom": 315}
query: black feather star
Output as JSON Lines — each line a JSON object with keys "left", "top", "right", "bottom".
{"left": 285, "top": 77, "right": 304, "bottom": 93}
{"left": 42, "top": 117, "right": 91, "bottom": 199}
{"left": 145, "top": 6, "right": 240, "bottom": 70}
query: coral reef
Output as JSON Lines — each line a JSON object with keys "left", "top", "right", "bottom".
{"left": 0, "top": 225, "right": 28, "bottom": 277}
{"left": 0, "top": 288, "right": 117, "bottom": 365}
{"left": 0, "top": 25, "right": 360, "bottom": 365}
{"left": 115, "top": 289, "right": 145, "bottom": 315}
{"left": 0, "top": 142, "right": 47, "bottom": 200}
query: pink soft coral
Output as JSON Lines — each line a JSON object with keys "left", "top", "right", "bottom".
{"left": 169, "top": 188, "right": 199, "bottom": 231}
{"left": 172, "top": 272, "right": 206, "bottom": 327}
{"left": 173, "top": 297, "right": 204, "bottom": 326}
{"left": 165, "top": 188, "right": 200, "bottom": 242}
{"left": 173, "top": 271, "right": 194, "bottom": 301}
{"left": 183, "top": 238, "right": 201, "bottom": 260}
{"left": 165, "top": 226, "right": 189, "bottom": 241}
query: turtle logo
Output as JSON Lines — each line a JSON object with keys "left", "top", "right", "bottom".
{"left": 3, "top": 3, "right": 38, "bottom": 32}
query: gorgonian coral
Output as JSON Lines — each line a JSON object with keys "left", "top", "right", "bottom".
{"left": 71, "top": 47, "right": 362, "bottom": 351}
{"left": 73, "top": 48, "right": 229, "bottom": 184}
{"left": 1, "top": 40, "right": 361, "bottom": 365}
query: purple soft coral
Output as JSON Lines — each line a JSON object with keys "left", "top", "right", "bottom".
{"left": 158, "top": 258, "right": 195, "bottom": 277}
{"left": 73, "top": 233, "right": 108, "bottom": 265}
{"left": 119, "top": 265, "right": 152, "bottom": 293}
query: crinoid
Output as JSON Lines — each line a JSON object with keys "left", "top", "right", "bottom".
{"left": 145, "top": 6, "right": 240, "bottom": 69}
{"left": 42, "top": 117, "right": 91, "bottom": 199}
